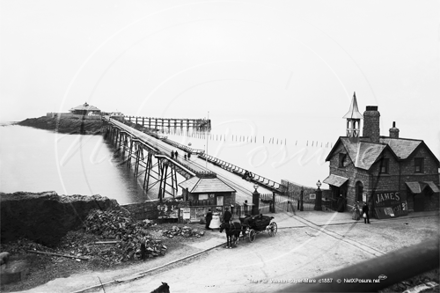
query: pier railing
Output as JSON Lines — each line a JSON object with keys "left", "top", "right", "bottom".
{"left": 198, "top": 153, "right": 286, "bottom": 194}
{"left": 116, "top": 116, "right": 206, "bottom": 155}
{"left": 160, "top": 138, "right": 205, "bottom": 155}
{"left": 123, "top": 116, "right": 211, "bottom": 131}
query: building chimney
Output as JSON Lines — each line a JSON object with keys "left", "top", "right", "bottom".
{"left": 389, "top": 121, "right": 399, "bottom": 138}
{"left": 363, "top": 106, "right": 380, "bottom": 143}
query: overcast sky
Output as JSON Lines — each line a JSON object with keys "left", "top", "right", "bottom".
{"left": 1, "top": 0, "right": 439, "bottom": 156}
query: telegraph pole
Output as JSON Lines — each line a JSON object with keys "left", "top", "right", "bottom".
{"left": 205, "top": 111, "right": 209, "bottom": 168}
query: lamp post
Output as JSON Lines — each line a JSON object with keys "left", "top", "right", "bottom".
{"left": 252, "top": 184, "right": 260, "bottom": 216}
{"left": 314, "top": 180, "right": 322, "bottom": 211}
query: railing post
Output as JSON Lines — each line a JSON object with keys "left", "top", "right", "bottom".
{"left": 252, "top": 187, "right": 260, "bottom": 215}
{"left": 272, "top": 192, "right": 276, "bottom": 213}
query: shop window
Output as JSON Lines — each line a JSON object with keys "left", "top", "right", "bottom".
{"left": 199, "top": 194, "right": 209, "bottom": 200}
{"left": 380, "top": 158, "right": 389, "bottom": 174}
{"left": 414, "top": 158, "right": 424, "bottom": 173}
{"left": 339, "top": 153, "right": 347, "bottom": 168}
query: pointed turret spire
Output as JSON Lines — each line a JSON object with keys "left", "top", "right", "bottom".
{"left": 343, "top": 92, "right": 363, "bottom": 137}
{"left": 343, "top": 92, "right": 363, "bottom": 119}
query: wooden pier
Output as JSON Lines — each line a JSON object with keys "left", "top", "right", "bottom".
{"left": 102, "top": 116, "right": 285, "bottom": 202}
{"left": 123, "top": 116, "right": 211, "bottom": 132}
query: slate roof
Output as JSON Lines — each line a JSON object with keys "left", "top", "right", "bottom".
{"left": 179, "top": 177, "right": 236, "bottom": 194}
{"left": 340, "top": 138, "right": 387, "bottom": 170}
{"left": 327, "top": 136, "right": 434, "bottom": 171}
{"left": 380, "top": 138, "right": 421, "bottom": 159}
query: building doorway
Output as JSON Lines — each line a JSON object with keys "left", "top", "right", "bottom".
{"left": 330, "top": 183, "right": 347, "bottom": 212}
{"left": 413, "top": 193, "right": 424, "bottom": 211}
{"left": 216, "top": 195, "right": 224, "bottom": 206}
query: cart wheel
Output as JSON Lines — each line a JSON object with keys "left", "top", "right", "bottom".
{"left": 268, "top": 222, "right": 277, "bottom": 236}
{"left": 248, "top": 229, "right": 256, "bottom": 242}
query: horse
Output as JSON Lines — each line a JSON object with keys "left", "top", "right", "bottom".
{"left": 150, "top": 282, "right": 170, "bottom": 293}
{"left": 219, "top": 221, "right": 242, "bottom": 248}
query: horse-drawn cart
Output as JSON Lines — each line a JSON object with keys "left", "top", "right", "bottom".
{"left": 240, "top": 215, "right": 277, "bottom": 242}
{"left": 220, "top": 214, "right": 277, "bottom": 248}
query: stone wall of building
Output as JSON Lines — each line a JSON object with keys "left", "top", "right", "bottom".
{"left": 327, "top": 144, "right": 372, "bottom": 206}
{"left": 368, "top": 146, "right": 440, "bottom": 211}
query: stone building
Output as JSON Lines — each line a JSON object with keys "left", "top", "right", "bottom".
{"left": 70, "top": 102, "right": 101, "bottom": 115}
{"left": 324, "top": 93, "right": 439, "bottom": 218}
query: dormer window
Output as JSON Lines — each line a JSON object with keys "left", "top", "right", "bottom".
{"left": 380, "top": 158, "right": 389, "bottom": 174}
{"left": 339, "top": 153, "right": 347, "bottom": 168}
{"left": 415, "top": 158, "right": 424, "bottom": 173}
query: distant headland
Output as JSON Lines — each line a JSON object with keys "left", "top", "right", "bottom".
{"left": 14, "top": 102, "right": 121, "bottom": 135}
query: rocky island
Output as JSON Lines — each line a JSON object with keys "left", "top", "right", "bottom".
{"left": 17, "top": 114, "right": 103, "bottom": 135}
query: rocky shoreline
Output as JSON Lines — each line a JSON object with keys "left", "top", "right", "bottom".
{"left": 0, "top": 191, "right": 207, "bottom": 291}
{"left": 16, "top": 115, "right": 103, "bottom": 134}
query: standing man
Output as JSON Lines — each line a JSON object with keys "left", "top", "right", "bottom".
{"left": 244, "top": 200, "right": 249, "bottom": 215}
{"left": 174, "top": 150, "right": 178, "bottom": 160}
{"left": 362, "top": 202, "right": 370, "bottom": 224}
{"left": 223, "top": 207, "right": 232, "bottom": 224}
{"left": 205, "top": 209, "right": 213, "bottom": 230}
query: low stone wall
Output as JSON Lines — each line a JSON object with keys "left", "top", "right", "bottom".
{"left": 0, "top": 192, "right": 117, "bottom": 247}
{"left": 121, "top": 200, "right": 161, "bottom": 221}
{"left": 281, "top": 179, "right": 330, "bottom": 202}
{"left": 122, "top": 200, "right": 215, "bottom": 223}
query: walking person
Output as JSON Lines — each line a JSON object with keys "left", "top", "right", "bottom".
{"left": 205, "top": 209, "right": 213, "bottom": 230}
{"left": 170, "top": 150, "right": 174, "bottom": 159}
{"left": 352, "top": 201, "right": 361, "bottom": 221}
{"left": 362, "top": 202, "right": 370, "bottom": 224}
{"left": 174, "top": 150, "right": 178, "bottom": 160}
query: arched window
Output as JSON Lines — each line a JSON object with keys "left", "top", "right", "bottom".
{"left": 356, "top": 181, "right": 364, "bottom": 202}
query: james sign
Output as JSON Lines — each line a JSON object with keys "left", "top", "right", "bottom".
{"left": 374, "top": 191, "right": 401, "bottom": 207}
{"left": 373, "top": 191, "right": 408, "bottom": 219}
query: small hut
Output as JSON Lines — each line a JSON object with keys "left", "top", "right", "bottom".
{"left": 179, "top": 176, "right": 236, "bottom": 207}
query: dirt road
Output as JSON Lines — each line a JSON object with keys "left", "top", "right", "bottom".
{"left": 19, "top": 211, "right": 439, "bottom": 293}
{"left": 93, "top": 213, "right": 439, "bottom": 293}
